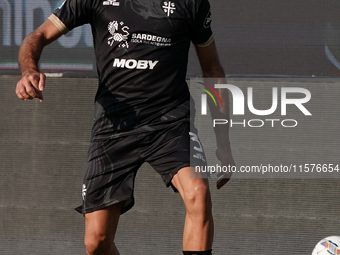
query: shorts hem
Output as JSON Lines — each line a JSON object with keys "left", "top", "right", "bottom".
{"left": 166, "top": 163, "right": 191, "bottom": 192}
{"left": 75, "top": 196, "right": 134, "bottom": 215}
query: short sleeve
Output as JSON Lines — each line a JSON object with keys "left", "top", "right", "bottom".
{"left": 48, "top": 0, "right": 92, "bottom": 34}
{"left": 191, "top": 0, "right": 213, "bottom": 47}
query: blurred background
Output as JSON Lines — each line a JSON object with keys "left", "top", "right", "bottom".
{"left": 1, "top": 0, "right": 340, "bottom": 77}
{"left": 1, "top": 0, "right": 339, "bottom": 254}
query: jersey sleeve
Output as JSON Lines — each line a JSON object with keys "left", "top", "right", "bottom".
{"left": 48, "top": 0, "right": 92, "bottom": 34}
{"left": 191, "top": 0, "right": 214, "bottom": 47}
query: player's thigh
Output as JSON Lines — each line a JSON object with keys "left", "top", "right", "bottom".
{"left": 146, "top": 121, "right": 207, "bottom": 188}
{"left": 85, "top": 201, "right": 124, "bottom": 242}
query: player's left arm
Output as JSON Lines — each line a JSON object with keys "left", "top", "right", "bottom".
{"left": 194, "top": 39, "right": 236, "bottom": 189}
{"left": 194, "top": 37, "right": 224, "bottom": 78}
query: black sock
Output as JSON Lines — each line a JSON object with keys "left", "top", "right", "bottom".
{"left": 183, "top": 250, "right": 212, "bottom": 255}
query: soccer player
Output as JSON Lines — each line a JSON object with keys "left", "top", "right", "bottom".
{"left": 15, "top": 0, "right": 235, "bottom": 254}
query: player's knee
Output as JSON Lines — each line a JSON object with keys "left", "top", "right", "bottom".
{"left": 183, "top": 183, "right": 212, "bottom": 219}
{"left": 84, "top": 233, "right": 111, "bottom": 255}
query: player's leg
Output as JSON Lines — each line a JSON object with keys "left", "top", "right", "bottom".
{"left": 84, "top": 202, "right": 124, "bottom": 255}
{"left": 171, "top": 166, "right": 213, "bottom": 253}
{"left": 76, "top": 137, "right": 142, "bottom": 254}
{"left": 142, "top": 105, "right": 211, "bottom": 253}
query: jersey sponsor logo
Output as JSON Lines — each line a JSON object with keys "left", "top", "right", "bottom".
{"left": 162, "top": 1, "right": 176, "bottom": 16}
{"left": 107, "top": 21, "right": 130, "bottom": 48}
{"left": 113, "top": 58, "right": 159, "bottom": 70}
{"left": 131, "top": 33, "right": 171, "bottom": 47}
{"left": 204, "top": 10, "right": 212, "bottom": 28}
{"left": 103, "top": 0, "right": 120, "bottom": 6}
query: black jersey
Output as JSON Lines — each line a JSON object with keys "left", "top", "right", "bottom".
{"left": 49, "top": 0, "right": 213, "bottom": 139}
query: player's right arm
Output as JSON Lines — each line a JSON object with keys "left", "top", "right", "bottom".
{"left": 16, "top": 20, "right": 63, "bottom": 102}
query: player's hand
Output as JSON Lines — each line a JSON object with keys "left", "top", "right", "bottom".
{"left": 215, "top": 145, "right": 235, "bottom": 189}
{"left": 16, "top": 71, "right": 46, "bottom": 102}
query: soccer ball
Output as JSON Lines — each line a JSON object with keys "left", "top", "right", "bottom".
{"left": 312, "top": 236, "right": 340, "bottom": 255}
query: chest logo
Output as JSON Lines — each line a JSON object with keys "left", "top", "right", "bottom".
{"left": 103, "top": 0, "right": 120, "bottom": 6}
{"left": 162, "top": 1, "right": 176, "bottom": 16}
{"left": 107, "top": 21, "right": 130, "bottom": 48}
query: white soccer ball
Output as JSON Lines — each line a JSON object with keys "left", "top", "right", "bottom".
{"left": 311, "top": 236, "right": 340, "bottom": 255}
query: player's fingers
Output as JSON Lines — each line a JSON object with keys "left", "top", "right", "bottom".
{"left": 216, "top": 176, "right": 231, "bottom": 189}
{"left": 15, "top": 82, "right": 24, "bottom": 100}
{"left": 16, "top": 90, "right": 32, "bottom": 101}
{"left": 37, "top": 73, "right": 46, "bottom": 102}
{"left": 216, "top": 170, "right": 232, "bottom": 189}
{"left": 16, "top": 73, "right": 44, "bottom": 101}
{"left": 38, "top": 73, "right": 46, "bottom": 92}
{"left": 25, "top": 84, "right": 40, "bottom": 99}
{"left": 27, "top": 73, "right": 41, "bottom": 92}
{"left": 36, "top": 90, "right": 44, "bottom": 102}
{"left": 17, "top": 73, "right": 45, "bottom": 101}
{"left": 16, "top": 81, "right": 34, "bottom": 100}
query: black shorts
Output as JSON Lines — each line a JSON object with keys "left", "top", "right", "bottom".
{"left": 75, "top": 120, "right": 207, "bottom": 215}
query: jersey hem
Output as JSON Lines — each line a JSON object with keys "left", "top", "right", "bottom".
{"left": 194, "top": 35, "right": 214, "bottom": 47}
{"left": 48, "top": 14, "right": 69, "bottom": 34}
{"left": 91, "top": 119, "right": 190, "bottom": 141}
